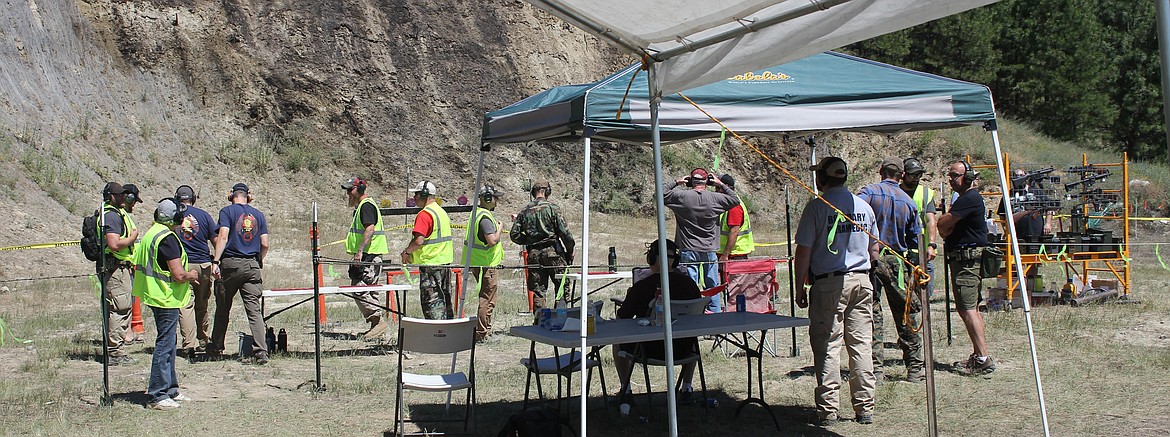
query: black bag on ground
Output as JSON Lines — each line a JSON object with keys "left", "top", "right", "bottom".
{"left": 979, "top": 246, "right": 1004, "bottom": 278}
{"left": 80, "top": 209, "right": 103, "bottom": 262}
{"left": 497, "top": 410, "right": 569, "bottom": 437}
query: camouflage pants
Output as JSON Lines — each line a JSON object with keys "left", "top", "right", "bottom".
{"left": 526, "top": 246, "right": 567, "bottom": 310}
{"left": 870, "top": 254, "right": 924, "bottom": 375}
{"left": 348, "top": 254, "right": 384, "bottom": 322}
{"left": 419, "top": 265, "right": 453, "bottom": 320}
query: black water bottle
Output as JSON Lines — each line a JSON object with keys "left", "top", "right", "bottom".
{"left": 265, "top": 327, "right": 276, "bottom": 352}
{"left": 608, "top": 247, "right": 617, "bottom": 272}
{"left": 277, "top": 328, "right": 288, "bottom": 352}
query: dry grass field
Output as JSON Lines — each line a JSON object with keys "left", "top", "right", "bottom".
{"left": 1, "top": 213, "right": 1168, "bottom": 437}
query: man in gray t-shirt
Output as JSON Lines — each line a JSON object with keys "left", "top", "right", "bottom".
{"left": 662, "top": 168, "right": 740, "bottom": 312}
{"left": 794, "top": 157, "right": 879, "bottom": 426}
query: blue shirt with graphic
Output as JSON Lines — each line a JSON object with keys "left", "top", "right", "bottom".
{"left": 858, "top": 179, "right": 920, "bottom": 254}
{"left": 217, "top": 203, "right": 268, "bottom": 258}
{"left": 177, "top": 205, "right": 216, "bottom": 263}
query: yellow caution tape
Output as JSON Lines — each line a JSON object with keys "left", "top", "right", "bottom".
{"left": 754, "top": 241, "right": 792, "bottom": 247}
{"left": 0, "top": 241, "right": 81, "bottom": 251}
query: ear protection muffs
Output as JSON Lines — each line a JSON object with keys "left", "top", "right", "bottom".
{"left": 417, "top": 180, "right": 432, "bottom": 197}
{"left": 102, "top": 186, "right": 114, "bottom": 203}
{"left": 962, "top": 160, "right": 979, "bottom": 184}
{"left": 227, "top": 187, "right": 253, "bottom": 203}
{"left": 155, "top": 197, "right": 187, "bottom": 225}
{"left": 125, "top": 191, "right": 138, "bottom": 205}
{"left": 530, "top": 181, "right": 552, "bottom": 198}
{"left": 175, "top": 185, "right": 198, "bottom": 204}
{"left": 352, "top": 177, "right": 367, "bottom": 195}
{"left": 645, "top": 239, "right": 681, "bottom": 269}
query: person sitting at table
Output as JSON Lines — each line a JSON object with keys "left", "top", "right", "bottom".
{"left": 612, "top": 238, "right": 701, "bottom": 416}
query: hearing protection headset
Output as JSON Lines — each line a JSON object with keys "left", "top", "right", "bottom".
{"left": 227, "top": 186, "right": 253, "bottom": 203}
{"left": 155, "top": 197, "right": 188, "bottom": 225}
{"left": 479, "top": 186, "right": 497, "bottom": 202}
{"left": 961, "top": 160, "right": 979, "bottom": 184}
{"left": 349, "top": 177, "right": 367, "bottom": 195}
{"left": 530, "top": 181, "right": 552, "bottom": 198}
{"left": 102, "top": 185, "right": 116, "bottom": 203}
{"left": 416, "top": 180, "right": 433, "bottom": 197}
{"left": 175, "top": 185, "right": 198, "bottom": 204}
{"left": 645, "top": 238, "right": 681, "bottom": 269}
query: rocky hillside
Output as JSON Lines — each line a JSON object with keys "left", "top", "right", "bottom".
{"left": 0, "top": 0, "right": 957, "bottom": 277}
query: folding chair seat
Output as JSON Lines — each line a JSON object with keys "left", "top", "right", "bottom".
{"left": 393, "top": 317, "right": 478, "bottom": 436}
{"left": 723, "top": 258, "right": 781, "bottom": 357}
{"left": 616, "top": 297, "right": 711, "bottom": 417}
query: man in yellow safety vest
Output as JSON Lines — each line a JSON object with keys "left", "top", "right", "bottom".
{"left": 466, "top": 185, "right": 504, "bottom": 341}
{"left": 717, "top": 173, "right": 754, "bottom": 264}
{"left": 99, "top": 182, "right": 139, "bottom": 365}
{"left": 400, "top": 181, "right": 454, "bottom": 319}
{"left": 343, "top": 177, "right": 390, "bottom": 338}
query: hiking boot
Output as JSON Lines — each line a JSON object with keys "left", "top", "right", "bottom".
{"left": 855, "top": 414, "right": 874, "bottom": 425}
{"left": 148, "top": 398, "right": 181, "bottom": 410}
{"left": 362, "top": 317, "right": 389, "bottom": 339}
{"left": 955, "top": 355, "right": 995, "bottom": 376}
{"left": 815, "top": 413, "right": 838, "bottom": 427}
{"left": 107, "top": 355, "right": 136, "bottom": 366}
{"left": 906, "top": 367, "right": 926, "bottom": 383}
{"left": 250, "top": 351, "right": 270, "bottom": 365}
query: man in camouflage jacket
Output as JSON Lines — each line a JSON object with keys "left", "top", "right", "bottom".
{"left": 510, "top": 179, "right": 575, "bottom": 310}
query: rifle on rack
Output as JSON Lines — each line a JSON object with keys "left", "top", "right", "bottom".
{"left": 1011, "top": 167, "right": 1059, "bottom": 190}
{"left": 1065, "top": 171, "right": 1110, "bottom": 192}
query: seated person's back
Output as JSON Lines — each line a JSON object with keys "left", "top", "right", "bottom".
{"left": 617, "top": 268, "right": 701, "bottom": 359}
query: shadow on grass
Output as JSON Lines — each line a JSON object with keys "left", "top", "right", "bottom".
{"left": 384, "top": 389, "right": 841, "bottom": 437}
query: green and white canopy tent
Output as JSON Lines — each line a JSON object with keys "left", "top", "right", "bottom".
{"left": 464, "top": 1, "right": 1051, "bottom": 435}
{"left": 482, "top": 51, "right": 996, "bottom": 144}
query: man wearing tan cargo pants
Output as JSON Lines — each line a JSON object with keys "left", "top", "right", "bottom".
{"left": 794, "top": 157, "right": 879, "bottom": 427}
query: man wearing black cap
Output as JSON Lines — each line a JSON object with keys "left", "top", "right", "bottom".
{"left": 99, "top": 182, "right": 139, "bottom": 365}
{"left": 858, "top": 157, "right": 923, "bottom": 383}
{"left": 794, "top": 157, "right": 878, "bottom": 426}
{"left": 209, "top": 183, "right": 271, "bottom": 363}
{"left": 342, "top": 177, "right": 389, "bottom": 338}
{"left": 664, "top": 168, "right": 740, "bottom": 312}
{"left": 900, "top": 158, "right": 939, "bottom": 298}
{"left": 174, "top": 184, "right": 218, "bottom": 357}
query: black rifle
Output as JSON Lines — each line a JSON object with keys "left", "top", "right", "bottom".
{"left": 1065, "top": 172, "right": 1110, "bottom": 191}
{"left": 1011, "top": 167, "right": 1059, "bottom": 190}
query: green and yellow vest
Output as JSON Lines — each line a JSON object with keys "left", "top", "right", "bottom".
{"left": 414, "top": 202, "right": 453, "bottom": 265}
{"left": 346, "top": 197, "right": 388, "bottom": 255}
{"left": 467, "top": 207, "right": 503, "bottom": 267}
{"left": 104, "top": 204, "right": 136, "bottom": 261}
{"left": 132, "top": 222, "right": 191, "bottom": 309}
{"left": 719, "top": 205, "right": 754, "bottom": 256}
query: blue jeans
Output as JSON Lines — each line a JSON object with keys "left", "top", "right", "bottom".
{"left": 680, "top": 250, "right": 721, "bottom": 312}
{"left": 148, "top": 306, "right": 181, "bottom": 404}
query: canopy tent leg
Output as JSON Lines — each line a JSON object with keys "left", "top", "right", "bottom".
{"left": 579, "top": 136, "right": 592, "bottom": 434}
{"left": 449, "top": 144, "right": 489, "bottom": 411}
{"left": 988, "top": 121, "right": 1052, "bottom": 437}
{"left": 647, "top": 63, "right": 680, "bottom": 437}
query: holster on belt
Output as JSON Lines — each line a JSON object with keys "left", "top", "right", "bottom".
{"left": 946, "top": 247, "right": 982, "bottom": 261}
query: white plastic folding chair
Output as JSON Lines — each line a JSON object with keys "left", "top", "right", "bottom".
{"left": 393, "top": 317, "right": 477, "bottom": 436}
{"left": 617, "top": 296, "right": 711, "bottom": 417}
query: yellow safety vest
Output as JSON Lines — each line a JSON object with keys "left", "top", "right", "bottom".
{"left": 912, "top": 185, "right": 935, "bottom": 244}
{"left": 346, "top": 197, "right": 388, "bottom": 255}
{"left": 413, "top": 202, "right": 453, "bottom": 265}
{"left": 467, "top": 207, "right": 503, "bottom": 267}
{"left": 132, "top": 223, "right": 191, "bottom": 309}
{"left": 104, "top": 204, "right": 136, "bottom": 262}
{"left": 719, "top": 206, "right": 754, "bottom": 255}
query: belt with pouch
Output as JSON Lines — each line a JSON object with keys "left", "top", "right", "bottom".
{"left": 527, "top": 240, "right": 558, "bottom": 250}
{"left": 812, "top": 270, "right": 867, "bottom": 281}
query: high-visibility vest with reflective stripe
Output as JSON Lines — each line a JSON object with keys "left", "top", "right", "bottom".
{"left": 719, "top": 206, "right": 754, "bottom": 255}
{"left": 413, "top": 202, "right": 453, "bottom": 265}
{"left": 911, "top": 185, "right": 935, "bottom": 244}
{"left": 346, "top": 197, "right": 388, "bottom": 255}
{"left": 104, "top": 204, "right": 136, "bottom": 261}
{"left": 466, "top": 207, "right": 503, "bottom": 267}
{"left": 132, "top": 222, "right": 190, "bottom": 309}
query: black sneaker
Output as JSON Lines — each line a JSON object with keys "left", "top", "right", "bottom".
{"left": 855, "top": 414, "right": 874, "bottom": 425}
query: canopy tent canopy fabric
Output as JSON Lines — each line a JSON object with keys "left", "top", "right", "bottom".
{"left": 483, "top": 51, "right": 995, "bottom": 145}
{"left": 524, "top": 0, "right": 1000, "bottom": 95}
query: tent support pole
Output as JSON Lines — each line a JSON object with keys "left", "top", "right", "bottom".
{"left": 989, "top": 123, "right": 1051, "bottom": 437}
{"left": 449, "top": 144, "right": 488, "bottom": 411}
{"left": 648, "top": 63, "right": 679, "bottom": 437}
{"left": 784, "top": 186, "right": 798, "bottom": 357}
{"left": 580, "top": 136, "right": 592, "bottom": 434}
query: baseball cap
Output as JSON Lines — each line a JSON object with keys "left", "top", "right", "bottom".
{"left": 408, "top": 181, "right": 437, "bottom": 196}
{"left": 719, "top": 174, "right": 736, "bottom": 189}
{"left": 155, "top": 198, "right": 180, "bottom": 223}
{"left": 690, "top": 168, "right": 710, "bottom": 184}
{"left": 104, "top": 182, "right": 127, "bottom": 195}
{"left": 903, "top": 158, "right": 925, "bottom": 174}
{"left": 122, "top": 184, "right": 143, "bottom": 203}
{"left": 810, "top": 157, "right": 848, "bottom": 179}
{"left": 531, "top": 179, "right": 551, "bottom": 190}
{"left": 175, "top": 185, "right": 196, "bottom": 201}
{"left": 880, "top": 157, "right": 902, "bottom": 173}
{"left": 341, "top": 177, "right": 363, "bottom": 190}
{"left": 479, "top": 185, "right": 502, "bottom": 199}
{"left": 231, "top": 182, "right": 250, "bottom": 194}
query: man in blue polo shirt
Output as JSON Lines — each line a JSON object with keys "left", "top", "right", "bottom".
{"left": 174, "top": 185, "right": 217, "bottom": 359}
{"left": 210, "top": 183, "right": 271, "bottom": 364}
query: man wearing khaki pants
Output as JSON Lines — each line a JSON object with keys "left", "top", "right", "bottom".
{"left": 794, "top": 157, "right": 880, "bottom": 427}
{"left": 174, "top": 185, "right": 217, "bottom": 359}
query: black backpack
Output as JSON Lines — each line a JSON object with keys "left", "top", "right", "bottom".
{"left": 80, "top": 209, "right": 103, "bottom": 262}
